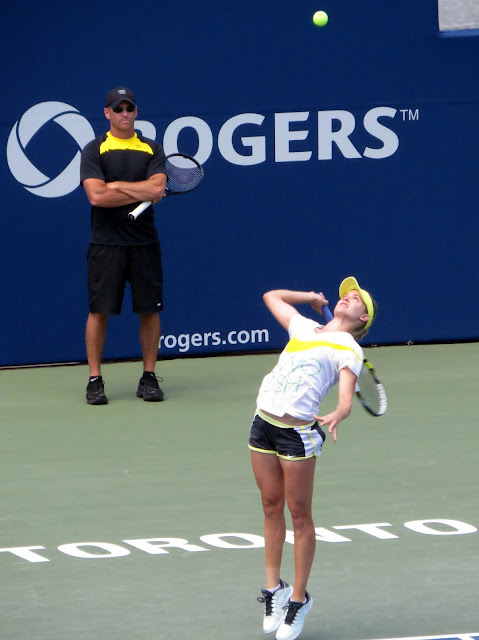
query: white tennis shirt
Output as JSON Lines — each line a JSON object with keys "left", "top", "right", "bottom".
{"left": 256, "top": 314, "right": 364, "bottom": 421}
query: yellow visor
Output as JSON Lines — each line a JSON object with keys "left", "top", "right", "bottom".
{"left": 339, "top": 276, "right": 374, "bottom": 330}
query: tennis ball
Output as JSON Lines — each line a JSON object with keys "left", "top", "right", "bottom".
{"left": 313, "top": 10, "right": 328, "bottom": 27}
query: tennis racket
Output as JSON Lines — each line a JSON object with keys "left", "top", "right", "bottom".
{"left": 322, "top": 305, "right": 387, "bottom": 417}
{"left": 128, "top": 153, "right": 204, "bottom": 221}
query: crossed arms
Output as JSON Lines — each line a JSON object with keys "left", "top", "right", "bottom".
{"left": 83, "top": 173, "right": 167, "bottom": 208}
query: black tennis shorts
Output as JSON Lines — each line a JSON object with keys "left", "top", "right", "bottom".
{"left": 248, "top": 414, "right": 326, "bottom": 460}
{"left": 87, "top": 244, "right": 163, "bottom": 314}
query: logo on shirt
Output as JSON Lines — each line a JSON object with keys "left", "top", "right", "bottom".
{"left": 6, "top": 101, "right": 95, "bottom": 198}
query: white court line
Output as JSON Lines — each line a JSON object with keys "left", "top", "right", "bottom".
{"left": 368, "top": 634, "right": 478, "bottom": 640}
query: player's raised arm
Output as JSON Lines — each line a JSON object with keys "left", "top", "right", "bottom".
{"left": 263, "top": 290, "right": 328, "bottom": 330}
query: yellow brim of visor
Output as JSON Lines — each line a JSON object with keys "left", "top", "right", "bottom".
{"left": 339, "top": 276, "right": 374, "bottom": 330}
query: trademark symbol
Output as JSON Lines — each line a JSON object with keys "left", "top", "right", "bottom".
{"left": 400, "top": 108, "right": 419, "bottom": 121}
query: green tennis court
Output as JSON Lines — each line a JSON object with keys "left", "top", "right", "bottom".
{"left": 1, "top": 343, "right": 478, "bottom": 640}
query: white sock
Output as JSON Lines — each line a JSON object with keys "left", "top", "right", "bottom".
{"left": 291, "top": 595, "right": 308, "bottom": 604}
{"left": 267, "top": 583, "right": 282, "bottom": 594}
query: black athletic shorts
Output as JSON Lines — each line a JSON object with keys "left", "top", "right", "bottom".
{"left": 87, "top": 244, "right": 163, "bottom": 314}
{"left": 248, "top": 413, "right": 326, "bottom": 460}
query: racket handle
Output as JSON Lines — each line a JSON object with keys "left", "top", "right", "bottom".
{"left": 128, "top": 201, "right": 152, "bottom": 221}
{"left": 322, "top": 305, "right": 333, "bottom": 323}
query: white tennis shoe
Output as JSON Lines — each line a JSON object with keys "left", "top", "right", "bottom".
{"left": 257, "top": 580, "right": 294, "bottom": 634}
{"left": 276, "top": 592, "right": 313, "bottom": 640}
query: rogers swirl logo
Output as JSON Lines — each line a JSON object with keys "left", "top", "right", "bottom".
{"left": 7, "top": 101, "right": 95, "bottom": 198}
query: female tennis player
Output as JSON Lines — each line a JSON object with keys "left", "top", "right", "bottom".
{"left": 250, "top": 276, "right": 377, "bottom": 640}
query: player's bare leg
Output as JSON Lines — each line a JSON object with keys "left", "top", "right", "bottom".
{"left": 251, "top": 450, "right": 295, "bottom": 633}
{"left": 139, "top": 313, "right": 161, "bottom": 372}
{"left": 85, "top": 313, "right": 109, "bottom": 405}
{"left": 86, "top": 312, "right": 108, "bottom": 376}
{"left": 280, "top": 456, "right": 316, "bottom": 602}
{"left": 250, "top": 450, "right": 286, "bottom": 588}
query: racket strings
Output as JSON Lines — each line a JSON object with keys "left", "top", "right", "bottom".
{"left": 356, "top": 361, "right": 387, "bottom": 416}
{"left": 165, "top": 155, "right": 203, "bottom": 193}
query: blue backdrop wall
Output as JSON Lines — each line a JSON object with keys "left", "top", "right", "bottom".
{"left": 1, "top": 1, "right": 478, "bottom": 366}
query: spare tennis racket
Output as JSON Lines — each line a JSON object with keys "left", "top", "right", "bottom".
{"left": 128, "top": 153, "right": 204, "bottom": 221}
{"left": 322, "top": 305, "right": 387, "bottom": 417}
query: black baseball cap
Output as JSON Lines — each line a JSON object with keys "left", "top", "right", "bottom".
{"left": 105, "top": 87, "right": 137, "bottom": 108}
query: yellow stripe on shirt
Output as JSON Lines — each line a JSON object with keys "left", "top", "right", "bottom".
{"left": 285, "top": 336, "right": 362, "bottom": 361}
{"left": 99, "top": 132, "right": 154, "bottom": 155}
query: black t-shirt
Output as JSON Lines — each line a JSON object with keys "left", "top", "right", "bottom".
{"left": 80, "top": 132, "right": 167, "bottom": 245}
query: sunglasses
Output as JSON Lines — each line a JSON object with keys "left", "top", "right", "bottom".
{"left": 112, "top": 104, "right": 136, "bottom": 113}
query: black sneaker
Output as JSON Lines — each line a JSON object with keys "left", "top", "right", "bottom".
{"left": 86, "top": 376, "right": 108, "bottom": 405}
{"left": 136, "top": 372, "right": 164, "bottom": 402}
